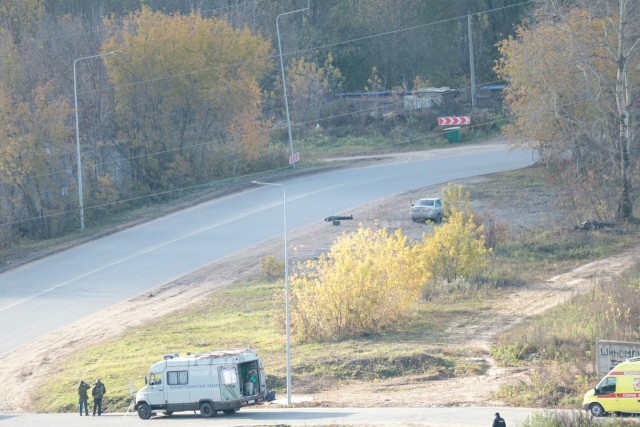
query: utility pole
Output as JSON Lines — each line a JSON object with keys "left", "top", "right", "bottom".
{"left": 252, "top": 181, "right": 291, "bottom": 405}
{"left": 73, "top": 50, "right": 120, "bottom": 231}
{"left": 276, "top": 6, "right": 309, "bottom": 168}
{"left": 467, "top": 12, "right": 476, "bottom": 110}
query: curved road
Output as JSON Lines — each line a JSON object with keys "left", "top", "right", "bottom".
{"left": 0, "top": 144, "right": 534, "bottom": 356}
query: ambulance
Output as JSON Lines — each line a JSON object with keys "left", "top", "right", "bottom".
{"left": 134, "top": 349, "right": 266, "bottom": 419}
{"left": 583, "top": 357, "right": 640, "bottom": 416}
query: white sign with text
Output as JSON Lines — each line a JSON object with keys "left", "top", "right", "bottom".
{"left": 596, "top": 340, "right": 640, "bottom": 374}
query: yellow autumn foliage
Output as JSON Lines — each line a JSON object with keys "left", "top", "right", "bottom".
{"left": 418, "top": 210, "right": 490, "bottom": 283}
{"left": 421, "top": 183, "right": 490, "bottom": 282}
{"left": 289, "top": 185, "right": 491, "bottom": 341}
{"left": 441, "top": 182, "right": 471, "bottom": 219}
{"left": 289, "top": 227, "right": 426, "bottom": 341}
{"left": 102, "top": 6, "right": 273, "bottom": 191}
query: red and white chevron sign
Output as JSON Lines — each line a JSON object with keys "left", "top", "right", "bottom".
{"left": 438, "top": 116, "right": 470, "bottom": 126}
{"left": 289, "top": 151, "right": 300, "bottom": 165}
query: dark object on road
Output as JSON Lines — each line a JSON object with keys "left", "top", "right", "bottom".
{"left": 265, "top": 390, "right": 276, "bottom": 402}
{"left": 325, "top": 215, "right": 353, "bottom": 222}
{"left": 575, "top": 220, "right": 615, "bottom": 231}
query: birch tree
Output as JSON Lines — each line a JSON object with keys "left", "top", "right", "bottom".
{"left": 496, "top": 0, "right": 639, "bottom": 220}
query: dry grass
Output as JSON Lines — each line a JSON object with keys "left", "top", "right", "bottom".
{"left": 493, "top": 266, "right": 640, "bottom": 407}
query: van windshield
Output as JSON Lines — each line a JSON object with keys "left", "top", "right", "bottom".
{"left": 149, "top": 373, "right": 162, "bottom": 386}
{"left": 596, "top": 376, "right": 616, "bottom": 394}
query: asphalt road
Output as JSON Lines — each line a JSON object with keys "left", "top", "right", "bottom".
{"left": 0, "top": 144, "right": 534, "bottom": 356}
{"left": 0, "top": 406, "right": 546, "bottom": 426}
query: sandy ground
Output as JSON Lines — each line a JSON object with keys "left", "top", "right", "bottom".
{"left": 1, "top": 142, "right": 638, "bottom": 412}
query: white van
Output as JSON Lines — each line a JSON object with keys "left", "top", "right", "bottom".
{"left": 134, "top": 349, "right": 266, "bottom": 419}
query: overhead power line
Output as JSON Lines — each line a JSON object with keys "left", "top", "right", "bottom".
{"left": 76, "top": 0, "right": 533, "bottom": 96}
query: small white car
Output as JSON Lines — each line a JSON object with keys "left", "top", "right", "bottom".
{"left": 410, "top": 198, "right": 444, "bottom": 222}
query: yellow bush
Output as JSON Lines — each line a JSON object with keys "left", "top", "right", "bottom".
{"left": 289, "top": 227, "right": 426, "bottom": 341}
{"left": 287, "top": 183, "right": 491, "bottom": 342}
{"left": 419, "top": 210, "right": 490, "bottom": 283}
{"left": 441, "top": 182, "right": 472, "bottom": 218}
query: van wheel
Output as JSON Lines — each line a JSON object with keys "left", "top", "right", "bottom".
{"left": 590, "top": 403, "right": 605, "bottom": 417}
{"left": 200, "top": 402, "right": 214, "bottom": 418}
{"left": 137, "top": 403, "right": 151, "bottom": 420}
{"left": 223, "top": 408, "right": 237, "bottom": 415}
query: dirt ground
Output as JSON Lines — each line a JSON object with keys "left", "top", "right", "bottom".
{"left": 1, "top": 142, "right": 638, "bottom": 412}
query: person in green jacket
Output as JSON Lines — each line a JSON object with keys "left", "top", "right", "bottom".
{"left": 77, "top": 380, "right": 90, "bottom": 416}
{"left": 91, "top": 379, "right": 106, "bottom": 416}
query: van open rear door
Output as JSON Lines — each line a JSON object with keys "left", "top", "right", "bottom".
{"left": 218, "top": 366, "right": 241, "bottom": 401}
{"left": 259, "top": 359, "right": 266, "bottom": 395}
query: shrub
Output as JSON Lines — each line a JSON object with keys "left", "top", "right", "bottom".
{"left": 416, "top": 183, "right": 491, "bottom": 283}
{"left": 479, "top": 210, "right": 508, "bottom": 249}
{"left": 289, "top": 227, "right": 426, "bottom": 341}
{"left": 419, "top": 209, "right": 491, "bottom": 283}
{"left": 521, "top": 409, "right": 638, "bottom": 427}
{"left": 260, "top": 254, "right": 284, "bottom": 280}
{"left": 441, "top": 182, "right": 472, "bottom": 218}
{"left": 498, "top": 363, "right": 585, "bottom": 407}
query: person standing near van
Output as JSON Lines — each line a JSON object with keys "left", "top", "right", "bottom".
{"left": 77, "top": 380, "right": 90, "bottom": 416}
{"left": 92, "top": 379, "right": 106, "bottom": 416}
{"left": 493, "top": 412, "right": 506, "bottom": 427}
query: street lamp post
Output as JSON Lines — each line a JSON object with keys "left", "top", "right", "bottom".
{"left": 252, "top": 180, "right": 291, "bottom": 404}
{"left": 73, "top": 50, "right": 119, "bottom": 231}
{"left": 276, "top": 6, "right": 309, "bottom": 165}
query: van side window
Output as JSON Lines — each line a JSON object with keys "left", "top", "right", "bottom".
{"left": 596, "top": 377, "right": 616, "bottom": 394}
{"left": 167, "top": 371, "right": 188, "bottom": 385}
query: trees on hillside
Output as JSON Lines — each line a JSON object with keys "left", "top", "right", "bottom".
{"left": 102, "top": 7, "right": 274, "bottom": 193}
{"left": 0, "top": 1, "right": 532, "bottom": 243}
{"left": 0, "top": 2, "right": 280, "bottom": 239}
{"left": 0, "top": 82, "right": 73, "bottom": 238}
{"left": 496, "top": 0, "right": 639, "bottom": 221}
{"left": 285, "top": 54, "right": 344, "bottom": 124}
{"left": 324, "top": 0, "right": 530, "bottom": 90}
{"left": 0, "top": 0, "right": 83, "bottom": 238}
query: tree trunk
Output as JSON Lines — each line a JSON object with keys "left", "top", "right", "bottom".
{"left": 614, "top": 0, "right": 634, "bottom": 221}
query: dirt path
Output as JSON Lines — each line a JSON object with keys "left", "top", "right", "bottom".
{"left": 0, "top": 143, "right": 637, "bottom": 412}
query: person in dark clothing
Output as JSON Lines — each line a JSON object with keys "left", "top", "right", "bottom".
{"left": 77, "top": 380, "right": 90, "bottom": 416}
{"left": 92, "top": 379, "right": 106, "bottom": 416}
{"left": 493, "top": 412, "right": 506, "bottom": 427}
